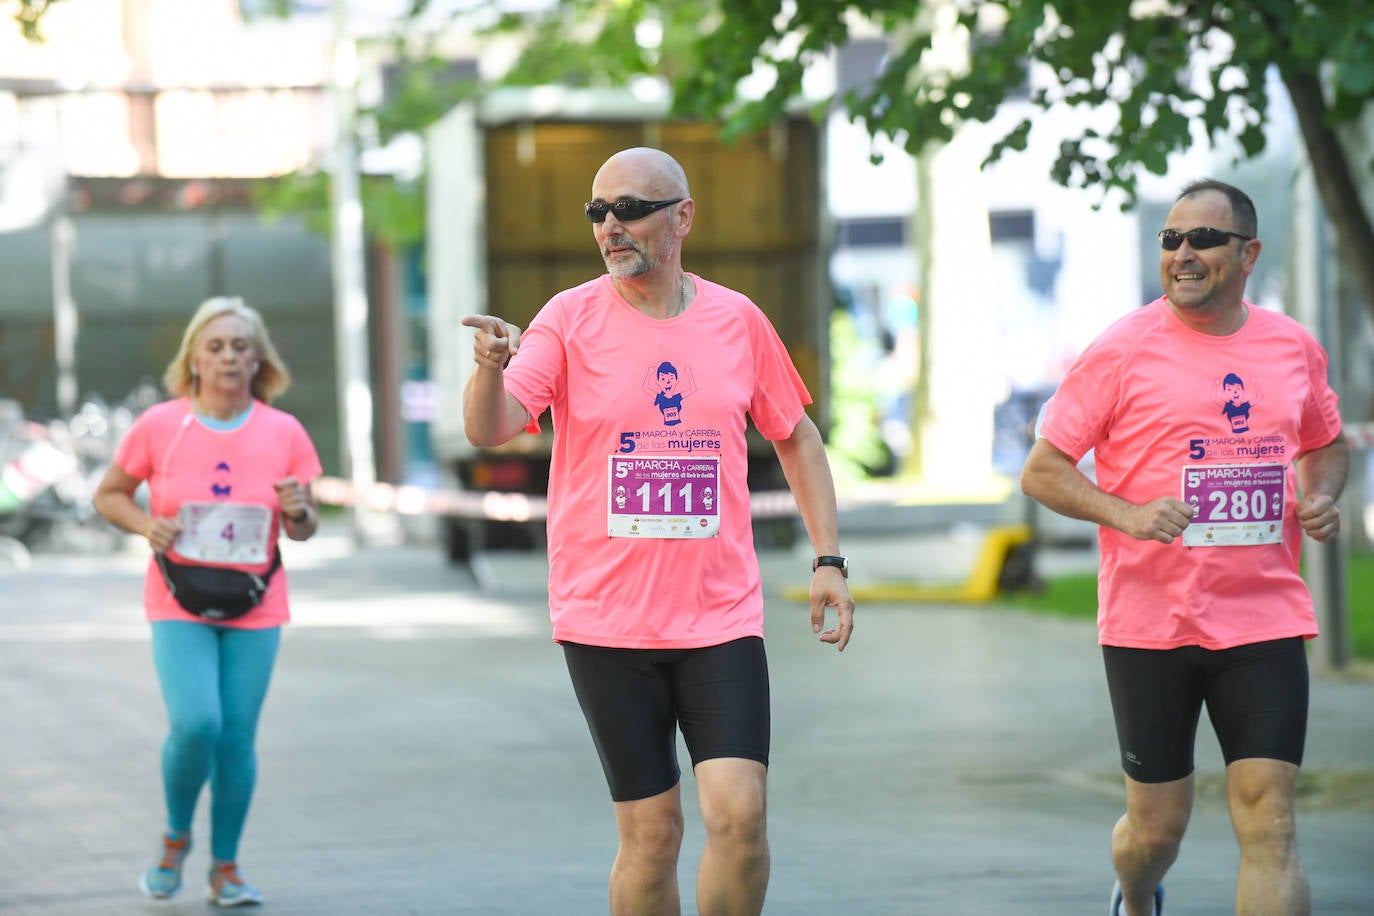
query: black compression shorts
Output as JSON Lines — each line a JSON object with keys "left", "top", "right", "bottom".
{"left": 562, "top": 636, "right": 770, "bottom": 802}
{"left": 1102, "top": 636, "right": 1308, "bottom": 783}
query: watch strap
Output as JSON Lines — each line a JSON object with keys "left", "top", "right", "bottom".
{"left": 813, "top": 555, "right": 848, "bottom": 577}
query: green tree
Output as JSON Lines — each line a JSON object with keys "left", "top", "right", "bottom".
{"left": 15, "top": 2, "right": 1374, "bottom": 298}
{"left": 248, "top": 5, "right": 480, "bottom": 249}
{"left": 499, "top": 0, "right": 1374, "bottom": 323}
{"left": 11, "top": 0, "right": 63, "bottom": 40}
{"left": 253, "top": 49, "right": 478, "bottom": 248}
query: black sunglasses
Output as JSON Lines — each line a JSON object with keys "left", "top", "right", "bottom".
{"left": 584, "top": 198, "right": 683, "bottom": 224}
{"left": 1158, "top": 227, "right": 1253, "bottom": 251}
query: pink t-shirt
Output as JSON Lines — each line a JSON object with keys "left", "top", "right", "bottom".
{"left": 1039, "top": 298, "right": 1342, "bottom": 650}
{"left": 113, "top": 398, "right": 323, "bottom": 628}
{"left": 502, "top": 273, "right": 811, "bottom": 648}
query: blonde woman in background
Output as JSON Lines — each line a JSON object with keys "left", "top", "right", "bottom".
{"left": 95, "top": 297, "right": 322, "bottom": 906}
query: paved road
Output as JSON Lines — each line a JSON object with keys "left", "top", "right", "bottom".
{"left": 1, "top": 526, "right": 1371, "bottom": 914}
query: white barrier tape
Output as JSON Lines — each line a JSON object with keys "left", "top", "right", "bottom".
{"left": 1345, "top": 422, "right": 1374, "bottom": 451}
{"left": 317, "top": 426, "right": 1374, "bottom": 523}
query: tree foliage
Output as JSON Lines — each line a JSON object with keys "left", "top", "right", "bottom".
{"left": 246, "top": 2, "right": 483, "bottom": 249}
{"left": 676, "top": 1, "right": 1372, "bottom": 201}
{"left": 497, "top": 0, "right": 1374, "bottom": 317}
{"left": 14, "top": 1, "right": 1373, "bottom": 303}
{"left": 489, "top": 0, "right": 720, "bottom": 88}
{"left": 254, "top": 49, "right": 478, "bottom": 248}
{"left": 11, "top": 0, "right": 64, "bottom": 41}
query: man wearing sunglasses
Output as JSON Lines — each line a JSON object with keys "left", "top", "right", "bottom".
{"left": 1022, "top": 179, "right": 1347, "bottom": 916}
{"left": 461, "top": 147, "right": 854, "bottom": 916}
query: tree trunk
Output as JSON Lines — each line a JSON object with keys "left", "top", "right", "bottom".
{"left": 1280, "top": 70, "right": 1374, "bottom": 326}
{"left": 907, "top": 146, "right": 936, "bottom": 479}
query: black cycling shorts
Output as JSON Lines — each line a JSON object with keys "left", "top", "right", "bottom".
{"left": 562, "top": 636, "right": 770, "bottom": 802}
{"left": 1102, "top": 636, "right": 1308, "bottom": 783}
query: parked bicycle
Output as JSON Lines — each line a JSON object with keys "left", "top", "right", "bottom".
{"left": 0, "top": 379, "right": 160, "bottom": 554}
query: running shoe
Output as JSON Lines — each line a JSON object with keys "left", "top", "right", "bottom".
{"left": 207, "top": 861, "right": 263, "bottom": 907}
{"left": 138, "top": 831, "right": 191, "bottom": 899}
{"left": 1109, "top": 881, "right": 1165, "bottom": 915}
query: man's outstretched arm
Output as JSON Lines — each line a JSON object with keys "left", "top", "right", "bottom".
{"left": 460, "top": 314, "right": 530, "bottom": 447}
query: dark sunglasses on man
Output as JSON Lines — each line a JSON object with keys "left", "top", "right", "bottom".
{"left": 584, "top": 198, "right": 683, "bottom": 224}
{"left": 1158, "top": 227, "right": 1253, "bottom": 251}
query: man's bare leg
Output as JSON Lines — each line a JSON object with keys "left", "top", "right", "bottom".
{"left": 1227, "top": 758, "right": 1309, "bottom": 916}
{"left": 694, "top": 758, "right": 768, "bottom": 916}
{"left": 1112, "top": 773, "right": 1193, "bottom": 915}
{"left": 610, "top": 783, "right": 685, "bottom": 916}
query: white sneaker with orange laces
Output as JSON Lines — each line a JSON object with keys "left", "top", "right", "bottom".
{"left": 207, "top": 860, "right": 263, "bottom": 907}
{"left": 139, "top": 831, "right": 191, "bottom": 899}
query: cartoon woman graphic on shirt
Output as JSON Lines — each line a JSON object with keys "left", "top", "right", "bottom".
{"left": 1214, "top": 372, "right": 1262, "bottom": 434}
{"left": 643, "top": 361, "right": 697, "bottom": 427}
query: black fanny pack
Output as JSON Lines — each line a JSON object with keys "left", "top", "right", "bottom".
{"left": 156, "top": 551, "right": 282, "bottom": 621}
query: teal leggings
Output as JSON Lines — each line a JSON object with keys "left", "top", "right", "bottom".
{"left": 149, "top": 621, "right": 280, "bottom": 862}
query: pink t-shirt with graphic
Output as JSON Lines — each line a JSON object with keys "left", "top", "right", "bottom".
{"left": 113, "top": 398, "right": 323, "bottom": 628}
{"left": 1039, "top": 298, "right": 1342, "bottom": 650}
{"left": 502, "top": 273, "right": 811, "bottom": 649}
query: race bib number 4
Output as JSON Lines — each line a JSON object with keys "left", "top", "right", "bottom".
{"left": 608, "top": 455, "right": 720, "bottom": 538}
{"left": 1181, "top": 463, "right": 1285, "bottom": 547}
{"left": 174, "top": 501, "right": 273, "bottom": 563}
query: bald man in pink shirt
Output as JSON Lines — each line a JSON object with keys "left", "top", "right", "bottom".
{"left": 462, "top": 147, "right": 854, "bottom": 916}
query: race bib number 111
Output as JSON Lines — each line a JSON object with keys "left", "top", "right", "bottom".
{"left": 607, "top": 454, "right": 720, "bottom": 539}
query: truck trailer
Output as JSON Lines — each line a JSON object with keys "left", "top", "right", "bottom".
{"left": 426, "top": 87, "right": 831, "bottom": 561}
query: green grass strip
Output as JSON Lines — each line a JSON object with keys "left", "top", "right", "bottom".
{"left": 998, "top": 550, "right": 1374, "bottom": 660}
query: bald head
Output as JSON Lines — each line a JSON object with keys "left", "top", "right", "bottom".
{"left": 593, "top": 148, "right": 690, "bottom": 200}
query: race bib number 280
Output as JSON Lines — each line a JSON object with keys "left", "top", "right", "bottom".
{"left": 1180, "top": 463, "right": 1285, "bottom": 547}
{"left": 607, "top": 455, "right": 720, "bottom": 538}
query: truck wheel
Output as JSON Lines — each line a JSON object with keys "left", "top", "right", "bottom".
{"left": 443, "top": 518, "right": 474, "bottom": 564}
{"left": 752, "top": 516, "right": 799, "bottom": 549}
{"left": 483, "top": 519, "right": 540, "bottom": 551}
